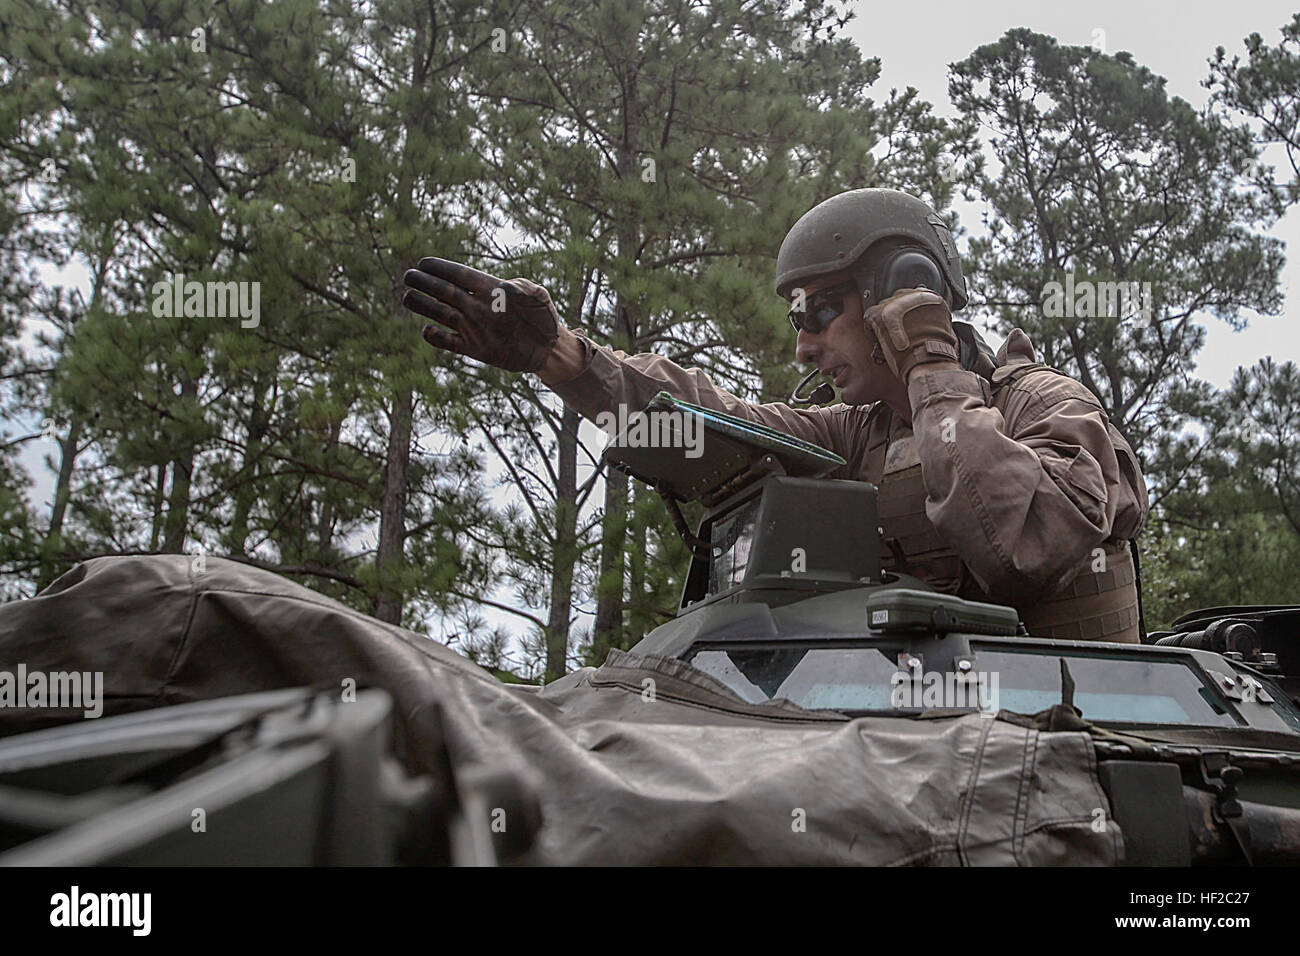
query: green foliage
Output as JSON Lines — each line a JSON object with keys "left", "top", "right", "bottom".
{"left": 1207, "top": 12, "right": 1300, "bottom": 212}
{"left": 1141, "top": 357, "right": 1300, "bottom": 625}
{"left": 951, "top": 29, "right": 1283, "bottom": 450}
{"left": 2, "top": 7, "right": 1296, "bottom": 670}
{"left": 0, "top": 0, "right": 498, "bottom": 623}
{"left": 466, "top": 0, "right": 972, "bottom": 669}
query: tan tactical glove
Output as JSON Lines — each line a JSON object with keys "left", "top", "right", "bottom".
{"left": 864, "top": 288, "right": 960, "bottom": 383}
{"left": 402, "top": 257, "right": 559, "bottom": 373}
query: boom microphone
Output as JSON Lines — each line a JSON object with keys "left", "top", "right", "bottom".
{"left": 790, "top": 368, "right": 835, "bottom": 407}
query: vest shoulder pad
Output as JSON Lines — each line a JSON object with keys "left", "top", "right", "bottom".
{"left": 990, "top": 362, "right": 1103, "bottom": 413}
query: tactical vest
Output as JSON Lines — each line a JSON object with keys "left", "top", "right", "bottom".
{"left": 868, "top": 364, "right": 1142, "bottom": 644}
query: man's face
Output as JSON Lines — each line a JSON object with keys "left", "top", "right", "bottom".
{"left": 790, "top": 271, "right": 889, "bottom": 406}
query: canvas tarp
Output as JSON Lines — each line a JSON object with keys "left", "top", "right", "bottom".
{"left": 0, "top": 555, "right": 1124, "bottom": 865}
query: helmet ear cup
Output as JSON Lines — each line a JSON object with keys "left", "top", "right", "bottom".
{"left": 880, "top": 249, "right": 947, "bottom": 303}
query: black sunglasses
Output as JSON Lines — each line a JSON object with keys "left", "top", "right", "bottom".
{"left": 787, "top": 281, "right": 859, "bottom": 334}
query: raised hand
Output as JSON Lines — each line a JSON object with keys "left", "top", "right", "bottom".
{"left": 402, "top": 257, "right": 560, "bottom": 373}
{"left": 863, "top": 287, "right": 960, "bottom": 383}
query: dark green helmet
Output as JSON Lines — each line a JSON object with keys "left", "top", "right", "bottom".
{"left": 775, "top": 188, "right": 968, "bottom": 311}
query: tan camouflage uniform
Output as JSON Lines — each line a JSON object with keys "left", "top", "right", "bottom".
{"left": 551, "top": 327, "right": 1149, "bottom": 643}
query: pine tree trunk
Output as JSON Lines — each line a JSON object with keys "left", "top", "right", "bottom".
{"left": 591, "top": 292, "right": 638, "bottom": 659}
{"left": 626, "top": 484, "right": 650, "bottom": 646}
{"left": 149, "top": 462, "right": 166, "bottom": 551}
{"left": 545, "top": 405, "right": 580, "bottom": 680}
{"left": 315, "top": 419, "right": 341, "bottom": 564}
{"left": 592, "top": 469, "right": 627, "bottom": 660}
{"left": 38, "top": 245, "right": 109, "bottom": 586}
{"left": 592, "top": 72, "right": 642, "bottom": 658}
{"left": 226, "top": 371, "right": 270, "bottom": 556}
{"left": 373, "top": 387, "right": 412, "bottom": 624}
{"left": 37, "top": 414, "right": 83, "bottom": 590}
{"left": 593, "top": 286, "right": 636, "bottom": 652}
{"left": 160, "top": 374, "right": 198, "bottom": 553}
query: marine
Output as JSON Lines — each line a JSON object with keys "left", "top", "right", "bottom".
{"left": 402, "top": 187, "right": 1150, "bottom": 642}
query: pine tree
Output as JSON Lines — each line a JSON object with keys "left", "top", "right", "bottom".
{"left": 950, "top": 30, "right": 1284, "bottom": 515}
{"left": 465, "top": 0, "right": 973, "bottom": 672}
{"left": 0, "top": 0, "right": 503, "bottom": 630}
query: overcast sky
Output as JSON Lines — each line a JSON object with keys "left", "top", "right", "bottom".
{"left": 849, "top": 0, "right": 1300, "bottom": 386}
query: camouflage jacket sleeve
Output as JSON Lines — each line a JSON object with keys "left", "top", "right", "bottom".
{"left": 908, "top": 329, "right": 1150, "bottom": 603}
{"left": 546, "top": 331, "right": 877, "bottom": 476}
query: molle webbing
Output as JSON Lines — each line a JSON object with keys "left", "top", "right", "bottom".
{"left": 870, "top": 356, "right": 1143, "bottom": 642}
{"left": 1016, "top": 540, "right": 1141, "bottom": 644}
{"left": 877, "top": 463, "right": 963, "bottom": 593}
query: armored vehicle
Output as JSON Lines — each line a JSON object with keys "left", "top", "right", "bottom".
{"left": 599, "top": 393, "right": 1300, "bottom": 866}
{"left": 1, "top": 394, "right": 1298, "bottom": 866}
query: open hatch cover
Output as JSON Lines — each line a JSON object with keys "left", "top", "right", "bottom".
{"left": 602, "top": 391, "right": 846, "bottom": 502}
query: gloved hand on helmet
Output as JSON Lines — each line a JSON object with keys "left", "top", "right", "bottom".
{"left": 864, "top": 288, "right": 961, "bottom": 384}
{"left": 401, "top": 257, "right": 560, "bottom": 373}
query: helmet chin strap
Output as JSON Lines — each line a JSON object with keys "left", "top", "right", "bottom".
{"left": 871, "top": 339, "right": 888, "bottom": 366}
{"left": 853, "top": 268, "right": 890, "bottom": 368}
{"left": 852, "top": 244, "right": 977, "bottom": 371}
